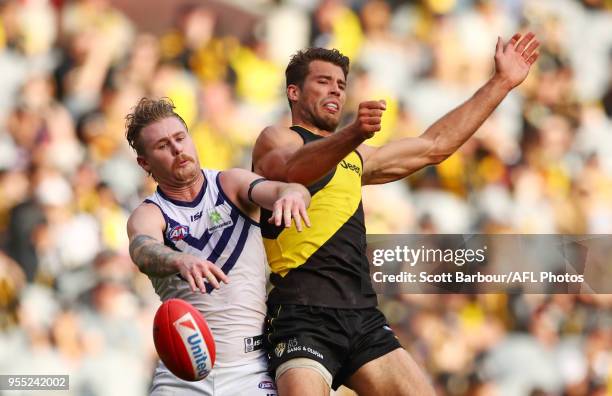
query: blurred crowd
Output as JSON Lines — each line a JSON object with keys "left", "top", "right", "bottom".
{"left": 0, "top": 0, "right": 610, "bottom": 395}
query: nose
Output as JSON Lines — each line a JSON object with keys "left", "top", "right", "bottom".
{"left": 170, "top": 139, "right": 183, "bottom": 156}
{"left": 330, "top": 83, "right": 341, "bottom": 97}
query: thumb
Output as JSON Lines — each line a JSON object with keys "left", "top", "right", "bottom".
{"left": 495, "top": 36, "right": 502, "bottom": 55}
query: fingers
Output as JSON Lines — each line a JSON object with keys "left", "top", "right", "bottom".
{"left": 358, "top": 100, "right": 386, "bottom": 111}
{"left": 181, "top": 259, "right": 229, "bottom": 293}
{"left": 355, "top": 99, "right": 387, "bottom": 136}
{"left": 194, "top": 271, "right": 207, "bottom": 292}
{"left": 203, "top": 268, "right": 220, "bottom": 290}
{"left": 514, "top": 31, "right": 535, "bottom": 53}
{"left": 300, "top": 205, "right": 311, "bottom": 228}
{"left": 362, "top": 117, "right": 382, "bottom": 126}
{"left": 505, "top": 33, "right": 521, "bottom": 52}
{"left": 208, "top": 263, "right": 229, "bottom": 285}
{"left": 495, "top": 36, "right": 503, "bottom": 56}
{"left": 527, "top": 52, "right": 539, "bottom": 65}
{"left": 269, "top": 201, "right": 283, "bottom": 226}
{"left": 522, "top": 39, "right": 539, "bottom": 60}
{"left": 185, "top": 273, "right": 197, "bottom": 293}
{"left": 361, "top": 108, "right": 383, "bottom": 126}
{"left": 268, "top": 194, "right": 311, "bottom": 232}
{"left": 292, "top": 206, "right": 302, "bottom": 232}
{"left": 283, "top": 206, "right": 292, "bottom": 229}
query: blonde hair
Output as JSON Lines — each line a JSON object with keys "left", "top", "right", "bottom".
{"left": 125, "top": 97, "right": 187, "bottom": 155}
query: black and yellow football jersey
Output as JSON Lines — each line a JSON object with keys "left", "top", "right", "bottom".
{"left": 261, "top": 126, "right": 377, "bottom": 308}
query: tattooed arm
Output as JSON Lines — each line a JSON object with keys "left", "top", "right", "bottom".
{"left": 127, "top": 203, "right": 228, "bottom": 292}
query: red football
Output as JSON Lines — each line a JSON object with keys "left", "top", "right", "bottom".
{"left": 153, "top": 299, "right": 216, "bottom": 381}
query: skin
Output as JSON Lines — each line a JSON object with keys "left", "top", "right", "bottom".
{"left": 253, "top": 32, "right": 540, "bottom": 396}
{"left": 127, "top": 116, "right": 311, "bottom": 293}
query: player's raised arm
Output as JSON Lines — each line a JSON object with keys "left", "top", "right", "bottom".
{"left": 254, "top": 101, "right": 385, "bottom": 186}
{"left": 219, "top": 168, "right": 312, "bottom": 231}
{"left": 127, "top": 203, "right": 229, "bottom": 292}
{"left": 254, "top": 103, "right": 386, "bottom": 187}
{"left": 360, "top": 32, "right": 540, "bottom": 185}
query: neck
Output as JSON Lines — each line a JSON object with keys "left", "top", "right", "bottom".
{"left": 157, "top": 170, "right": 205, "bottom": 202}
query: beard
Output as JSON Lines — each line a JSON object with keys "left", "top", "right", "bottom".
{"left": 171, "top": 154, "right": 198, "bottom": 181}
{"left": 310, "top": 111, "right": 340, "bottom": 132}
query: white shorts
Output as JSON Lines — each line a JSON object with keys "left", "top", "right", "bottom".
{"left": 150, "top": 357, "right": 277, "bottom": 396}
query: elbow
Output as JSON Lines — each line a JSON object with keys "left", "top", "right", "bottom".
{"left": 425, "top": 143, "right": 452, "bottom": 166}
{"left": 423, "top": 135, "right": 453, "bottom": 165}
{"left": 427, "top": 153, "right": 450, "bottom": 165}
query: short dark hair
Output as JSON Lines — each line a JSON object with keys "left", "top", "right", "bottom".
{"left": 125, "top": 97, "right": 187, "bottom": 155}
{"left": 285, "top": 48, "right": 350, "bottom": 89}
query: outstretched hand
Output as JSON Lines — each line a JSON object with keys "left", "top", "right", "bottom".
{"left": 494, "top": 32, "right": 540, "bottom": 90}
{"left": 268, "top": 189, "right": 311, "bottom": 232}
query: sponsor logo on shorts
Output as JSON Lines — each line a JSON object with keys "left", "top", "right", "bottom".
{"left": 258, "top": 380, "right": 276, "bottom": 390}
{"left": 274, "top": 342, "right": 286, "bottom": 357}
{"left": 285, "top": 337, "right": 324, "bottom": 360}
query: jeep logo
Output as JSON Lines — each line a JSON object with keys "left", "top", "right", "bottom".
{"left": 340, "top": 160, "right": 361, "bottom": 176}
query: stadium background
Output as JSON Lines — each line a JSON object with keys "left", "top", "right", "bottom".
{"left": 0, "top": 0, "right": 611, "bottom": 394}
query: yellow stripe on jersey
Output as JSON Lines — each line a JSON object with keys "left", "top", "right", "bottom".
{"left": 264, "top": 151, "right": 363, "bottom": 277}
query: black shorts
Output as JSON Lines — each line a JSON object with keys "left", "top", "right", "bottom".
{"left": 264, "top": 304, "right": 402, "bottom": 390}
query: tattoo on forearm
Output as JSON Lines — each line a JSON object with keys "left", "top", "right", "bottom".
{"left": 129, "top": 235, "right": 181, "bottom": 277}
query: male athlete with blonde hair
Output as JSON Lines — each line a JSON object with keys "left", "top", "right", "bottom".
{"left": 126, "top": 98, "right": 311, "bottom": 395}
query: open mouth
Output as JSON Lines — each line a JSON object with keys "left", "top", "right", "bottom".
{"left": 323, "top": 102, "right": 339, "bottom": 114}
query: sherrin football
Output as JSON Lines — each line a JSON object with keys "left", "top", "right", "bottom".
{"left": 153, "top": 299, "right": 216, "bottom": 381}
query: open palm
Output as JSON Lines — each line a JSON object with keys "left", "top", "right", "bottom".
{"left": 494, "top": 32, "right": 540, "bottom": 90}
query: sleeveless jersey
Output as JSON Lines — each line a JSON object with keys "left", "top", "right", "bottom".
{"left": 144, "top": 169, "right": 267, "bottom": 367}
{"left": 261, "top": 126, "right": 377, "bottom": 308}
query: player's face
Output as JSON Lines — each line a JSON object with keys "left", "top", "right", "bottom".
{"left": 137, "top": 116, "right": 200, "bottom": 186}
{"left": 294, "top": 60, "right": 346, "bottom": 132}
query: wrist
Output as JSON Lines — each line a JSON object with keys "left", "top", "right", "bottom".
{"left": 489, "top": 74, "right": 514, "bottom": 94}
{"left": 168, "top": 252, "right": 183, "bottom": 272}
{"left": 340, "top": 124, "right": 368, "bottom": 144}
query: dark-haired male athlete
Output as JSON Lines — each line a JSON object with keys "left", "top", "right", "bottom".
{"left": 253, "top": 33, "right": 539, "bottom": 395}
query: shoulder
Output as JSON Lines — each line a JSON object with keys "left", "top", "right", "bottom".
{"left": 219, "top": 167, "right": 251, "bottom": 181}
{"left": 218, "top": 168, "right": 259, "bottom": 194}
{"left": 255, "top": 125, "right": 303, "bottom": 150}
{"left": 129, "top": 201, "right": 164, "bottom": 219}
{"left": 127, "top": 201, "right": 166, "bottom": 235}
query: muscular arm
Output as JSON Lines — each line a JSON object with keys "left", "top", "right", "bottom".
{"left": 253, "top": 101, "right": 385, "bottom": 185}
{"left": 127, "top": 203, "right": 228, "bottom": 290}
{"left": 128, "top": 234, "right": 181, "bottom": 277}
{"left": 360, "top": 77, "right": 510, "bottom": 184}
{"left": 253, "top": 125, "right": 363, "bottom": 185}
{"left": 127, "top": 204, "right": 179, "bottom": 277}
{"left": 361, "top": 32, "right": 540, "bottom": 185}
{"left": 220, "top": 168, "right": 311, "bottom": 230}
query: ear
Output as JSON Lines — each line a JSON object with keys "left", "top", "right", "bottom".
{"left": 137, "top": 155, "right": 152, "bottom": 175}
{"left": 287, "top": 84, "right": 300, "bottom": 105}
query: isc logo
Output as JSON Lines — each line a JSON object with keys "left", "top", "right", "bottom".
{"left": 190, "top": 211, "right": 203, "bottom": 222}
